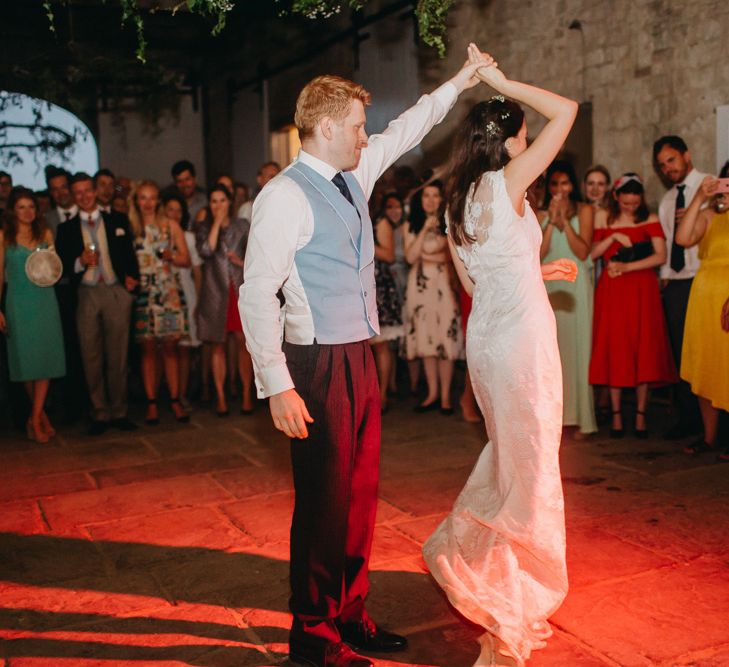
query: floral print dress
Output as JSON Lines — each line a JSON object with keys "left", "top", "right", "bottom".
{"left": 133, "top": 223, "right": 189, "bottom": 340}
{"left": 403, "top": 227, "right": 463, "bottom": 360}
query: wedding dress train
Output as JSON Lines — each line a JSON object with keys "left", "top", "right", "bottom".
{"left": 423, "top": 169, "right": 568, "bottom": 666}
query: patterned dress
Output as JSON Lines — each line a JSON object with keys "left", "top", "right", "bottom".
{"left": 403, "top": 226, "right": 463, "bottom": 360}
{"left": 133, "top": 223, "right": 188, "bottom": 341}
{"left": 372, "top": 219, "right": 403, "bottom": 342}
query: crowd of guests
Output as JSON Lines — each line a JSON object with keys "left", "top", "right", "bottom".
{"left": 364, "top": 135, "right": 729, "bottom": 456}
{"left": 0, "top": 159, "right": 278, "bottom": 439}
{"left": 1, "top": 133, "right": 728, "bottom": 455}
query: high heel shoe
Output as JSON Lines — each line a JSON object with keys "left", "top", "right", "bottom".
{"left": 610, "top": 410, "right": 624, "bottom": 439}
{"left": 635, "top": 409, "right": 648, "bottom": 439}
{"left": 170, "top": 399, "right": 190, "bottom": 423}
{"left": 145, "top": 399, "right": 160, "bottom": 425}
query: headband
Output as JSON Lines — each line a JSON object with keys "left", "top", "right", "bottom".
{"left": 613, "top": 174, "right": 643, "bottom": 191}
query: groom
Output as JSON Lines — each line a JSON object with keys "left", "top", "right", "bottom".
{"left": 239, "top": 55, "right": 489, "bottom": 667}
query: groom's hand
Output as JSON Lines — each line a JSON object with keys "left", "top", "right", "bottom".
{"left": 450, "top": 49, "right": 496, "bottom": 93}
{"left": 270, "top": 388, "right": 314, "bottom": 439}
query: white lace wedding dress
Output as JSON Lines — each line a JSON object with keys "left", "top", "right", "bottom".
{"left": 423, "top": 169, "right": 568, "bottom": 666}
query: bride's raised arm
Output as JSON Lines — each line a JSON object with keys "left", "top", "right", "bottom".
{"left": 467, "top": 44, "right": 577, "bottom": 206}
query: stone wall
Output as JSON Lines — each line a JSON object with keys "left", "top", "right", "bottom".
{"left": 418, "top": 0, "right": 729, "bottom": 206}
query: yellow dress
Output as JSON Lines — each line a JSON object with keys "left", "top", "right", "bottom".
{"left": 681, "top": 210, "right": 729, "bottom": 410}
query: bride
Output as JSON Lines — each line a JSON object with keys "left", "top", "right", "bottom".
{"left": 423, "top": 44, "right": 578, "bottom": 666}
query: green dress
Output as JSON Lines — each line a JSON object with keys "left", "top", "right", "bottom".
{"left": 541, "top": 214, "right": 597, "bottom": 434}
{"left": 4, "top": 243, "right": 66, "bottom": 381}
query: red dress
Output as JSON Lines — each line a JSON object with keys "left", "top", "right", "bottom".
{"left": 589, "top": 221, "right": 677, "bottom": 387}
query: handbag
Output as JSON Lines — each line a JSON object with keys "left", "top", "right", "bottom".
{"left": 612, "top": 240, "right": 654, "bottom": 263}
{"left": 25, "top": 247, "right": 63, "bottom": 287}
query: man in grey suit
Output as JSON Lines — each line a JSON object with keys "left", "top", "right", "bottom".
{"left": 56, "top": 172, "right": 140, "bottom": 435}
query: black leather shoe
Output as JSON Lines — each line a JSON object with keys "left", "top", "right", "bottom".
{"left": 87, "top": 420, "right": 109, "bottom": 436}
{"left": 111, "top": 417, "right": 138, "bottom": 431}
{"left": 338, "top": 617, "right": 408, "bottom": 653}
{"left": 290, "top": 641, "right": 373, "bottom": 667}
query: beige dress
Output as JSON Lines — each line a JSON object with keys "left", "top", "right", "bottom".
{"left": 403, "top": 227, "right": 463, "bottom": 360}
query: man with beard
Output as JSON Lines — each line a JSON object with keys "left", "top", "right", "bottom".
{"left": 654, "top": 135, "right": 707, "bottom": 440}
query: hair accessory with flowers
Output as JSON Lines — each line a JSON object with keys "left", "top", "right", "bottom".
{"left": 491, "top": 95, "right": 506, "bottom": 103}
{"left": 485, "top": 121, "right": 499, "bottom": 137}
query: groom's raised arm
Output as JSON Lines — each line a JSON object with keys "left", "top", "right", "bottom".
{"left": 354, "top": 58, "right": 488, "bottom": 197}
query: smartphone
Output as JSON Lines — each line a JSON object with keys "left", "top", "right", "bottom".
{"left": 716, "top": 178, "right": 729, "bottom": 193}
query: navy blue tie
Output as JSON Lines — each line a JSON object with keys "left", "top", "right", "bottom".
{"left": 332, "top": 172, "right": 356, "bottom": 209}
{"left": 670, "top": 184, "right": 686, "bottom": 273}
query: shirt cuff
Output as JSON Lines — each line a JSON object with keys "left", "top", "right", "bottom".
{"left": 74, "top": 257, "right": 85, "bottom": 273}
{"left": 255, "top": 362, "right": 295, "bottom": 399}
{"left": 432, "top": 80, "right": 458, "bottom": 109}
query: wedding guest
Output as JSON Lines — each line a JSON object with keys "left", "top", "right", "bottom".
{"left": 44, "top": 167, "right": 77, "bottom": 238}
{"left": 172, "top": 159, "right": 207, "bottom": 222}
{"left": 35, "top": 190, "right": 52, "bottom": 218}
{"left": 45, "top": 166, "right": 83, "bottom": 422}
{"left": 0, "top": 187, "right": 65, "bottom": 442}
{"left": 526, "top": 173, "right": 546, "bottom": 212}
{"left": 94, "top": 169, "right": 116, "bottom": 213}
{"left": 217, "top": 175, "right": 235, "bottom": 196}
{"left": 237, "top": 161, "right": 280, "bottom": 221}
{"left": 583, "top": 164, "right": 612, "bottom": 420}
{"left": 583, "top": 164, "right": 611, "bottom": 210}
{"left": 404, "top": 180, "right": 463, "bottom": 413}
{"left": 233, "top": 181, "right": 249, "bottom": 218}
{"left": 370, "top": 196, "right": 404, "bottom": 411}
{"left": 196, "top": 184, "right": 253, "bottom": 415}
{"left": 538, "top": 160, "right": 596, "bottom": 437}
{"left": 0, "top": 172, "right": 13, "bottom": 213}
{"left": 163, "top": 192, "right": 203, "bottom": 411}
{"left": 654, "top": 136, "right": 708, "bottom": 439}
{"left": 381, "top": 193, "right": 408, "bottom": 298}
{"left": 215, "top": 176, "right": 244, "bottom": 395}
{"left": 55, "top": 172, "right": 140, "bottom": 435}
{"left": 111, "top": 193, "right": 129, "bottom": 215}
{"left": 129, "top": 181, "right": 191, "bottom": 424}
{"left": 589, "top": 174, "right": 677, "bottom": 438}
{"left": 675, "top": 165, "right": 729, "bottom": 454}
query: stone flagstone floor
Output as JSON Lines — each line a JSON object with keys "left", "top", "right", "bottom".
{"left": 1, "top": 397, "right": 728, "bottom": 666}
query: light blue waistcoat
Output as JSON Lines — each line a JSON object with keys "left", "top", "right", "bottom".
{"left": 285, "top": 161, "right": 379, "bottom": 344}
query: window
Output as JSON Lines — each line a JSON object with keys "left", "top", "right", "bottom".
{"left": 0, "top": 91, "right": 99, "bottom": 190}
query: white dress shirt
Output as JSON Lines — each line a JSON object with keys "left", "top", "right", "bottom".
{"left": 658, "top": 167, "right": 707, "bottom": 280}
{"left": 239, "top": 81, "right": 458, "bottom": 398}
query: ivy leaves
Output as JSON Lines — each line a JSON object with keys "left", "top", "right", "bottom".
{"left": 41, "top": 1, "right": 455, "bottom": 61}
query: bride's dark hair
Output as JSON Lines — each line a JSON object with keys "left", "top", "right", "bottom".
{"left": 447, "top": 97, "right": 524, "bottom": 246}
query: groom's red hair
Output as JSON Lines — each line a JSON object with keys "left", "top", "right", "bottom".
{"left": 294, "top": 75, "right": 371, "bottom": 141}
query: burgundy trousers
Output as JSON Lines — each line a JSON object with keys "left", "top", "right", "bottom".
{"left": 284, "top": 340, "right": 381, "bottom": 647}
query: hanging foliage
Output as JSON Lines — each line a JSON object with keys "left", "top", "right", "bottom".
{"left": 41, "top": 0, "right": 455, "bottom": 61}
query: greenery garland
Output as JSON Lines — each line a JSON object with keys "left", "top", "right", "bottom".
{"left": 41, "top": 0, "right": 454, "bottom": 60}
